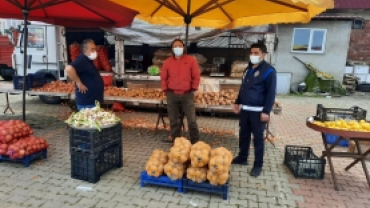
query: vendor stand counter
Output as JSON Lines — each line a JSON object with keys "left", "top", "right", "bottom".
{"left": 306, "top": 119, "right": 370, "bottom": 190}
{"left": 27, "top": 91, "right": 70, "bottom": 97}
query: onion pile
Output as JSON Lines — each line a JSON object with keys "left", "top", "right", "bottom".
{"left": 6, "top": 136, "right": 49, "bottom": 159}
{"left": 65, "top": 101, "right": 120, "bottom": 131}
{"left": 0, "top": 120, "right": 49, "bottom": 159}
{"left": 0, "top": 120, "right": 33, "bottom": 144}
{"left": 32, "top": 81, "right": 75, "bottom": 93}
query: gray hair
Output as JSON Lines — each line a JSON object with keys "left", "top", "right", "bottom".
{"left": 81, "top": 39, "right": 95, "bottom": 52}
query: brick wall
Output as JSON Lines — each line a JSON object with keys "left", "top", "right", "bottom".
{"left": 347, "top": 20, "right": 370, "bottom": 61}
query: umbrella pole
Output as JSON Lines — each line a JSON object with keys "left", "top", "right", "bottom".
{"left": 185, "top": 23, "right": 189, "bottom": 53}
{"left": 184, "top": 0, "right": 191, "bottom": 53}
{"left": 22, "top": 7, "right": 29, "bottom": 122}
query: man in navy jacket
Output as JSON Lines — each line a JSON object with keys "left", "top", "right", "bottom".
{"left": 232, "top": 43, "right": 277, "bottom": 177}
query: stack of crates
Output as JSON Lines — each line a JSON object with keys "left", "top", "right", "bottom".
{"left": 69, "top": 123, "right": 123, "bottom": 183}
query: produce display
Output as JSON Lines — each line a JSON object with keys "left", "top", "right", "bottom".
{"left": 32, "top": 81, "right": 75, "bottom": 93}
{"left": 0, "top": 120, "right": 49, "bottom": 160}
{"left": 65, "top": 101, "right": 121, "bottom": 131}
{"left": 144, "top": 138, "right": 232, "bottom": 186}
{"left": 190, "top": 141, "right": 211, "bottom": 168}
{"left": 145, "top": 149, "right": 168, "bottom": 177}
{"left": 311, "top": 119, "right": 370, "bottom": 132}
{"left": 148, "top": 65, "right": 160, "bottom": 76}
{"left": 187, "top": 167, "right": 208, "bottom": 183}
{"left": 154, "top": 48, "right": 173, "bottom": 57}
{"left": 97, "top": 46, "right": 112, "bottom": 72}
{"left": 69, "top": 42, "right": 80, "bottom": 62}
{"left": 207, "top": 147, "right": 232, "bottom": 186}
{"left": 230, "top": 61, "right": 248, "bottom": 78}
{"left": 104, "top": 87, "right": 166, "bottom": 100}
{"left": 164, "top": 160, "right": 186, "bottom": 180}
{"left": 93, "top": 57, "right": 103, "bottom": 71}
{"left": 168, "top": 137, "right": 192, "bottom": 164}
{"left": 0, "top": 120, "right": 33, "bottom": 144}
{"left": 194, "top": 90, "right": 237, "bottom": 105}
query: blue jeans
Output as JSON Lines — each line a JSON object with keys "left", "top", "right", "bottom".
{"left": 77, "top": 104, "right": 96, "bottom": 111}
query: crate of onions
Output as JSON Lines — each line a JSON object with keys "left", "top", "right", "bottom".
{"left": 0, "top": 120, "right": 49, "bottom": 167}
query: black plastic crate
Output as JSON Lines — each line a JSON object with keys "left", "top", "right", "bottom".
{"left": 284, "top": 145, "right": 326, "bottom": 179}
{"left": 69, "top": 123, "right": 122, "bottom": 155}
{"left": 315, "top": 104, "right": 366, "bottom": 122}
{"left": 13, "top": 73, "right": 47, "bottom": 90}
{"left": 71, "top": 144, "right": 123, "bottom": 183}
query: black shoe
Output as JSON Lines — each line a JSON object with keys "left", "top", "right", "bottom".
{"left": 250, "top": 167, "right": 262, "bottom": 177}
{"left": 231, "top": 156, "right": 248, "bottom": 165}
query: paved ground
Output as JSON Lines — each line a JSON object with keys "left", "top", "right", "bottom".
{"left": 0, "top": 81, "right": 370, "bottom": 208}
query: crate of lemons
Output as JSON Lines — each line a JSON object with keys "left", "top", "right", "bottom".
{"left": 145, "top": 137, "right": 232, "bottom": 186}
{"left": 312, "top": 119, "right": 370, "bottom": 132}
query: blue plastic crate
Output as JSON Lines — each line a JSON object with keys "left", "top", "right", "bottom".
{"left": 0, "top": 149, "right": 47, "bottom": 167}
{"left": 140, "top": 171, "right": 183, "bottom": 192}
{"left": 13, "top": 73, "right": 47, "bottom": 90}
{"left": 183, "top": 178, "right": 230, "bottom": 200}
{"left": 325, "top": 133, "right": 349, "bottom": 147}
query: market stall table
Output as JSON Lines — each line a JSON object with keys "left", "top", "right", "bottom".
{"left": 0, "top": 87, "right": 22, "bottom": 114}
{"left": 306, "top": 120, "right": 370, "bottom": 190}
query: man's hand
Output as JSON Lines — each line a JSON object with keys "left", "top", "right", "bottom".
{"left": 76, "top": 82, "right": 88, "bottom": 93}
{"left": 260, "top": 113, "right": 269, "bottom": 122}
{"left": 233, "top": 104, "right": 240, "bottom": 114}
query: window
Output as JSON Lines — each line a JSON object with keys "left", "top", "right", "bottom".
{"left": 20, "top": 27, "right": 45, "bottom": 48}
{"left": 291, "top": 28, "right": 327, "bottom": 53}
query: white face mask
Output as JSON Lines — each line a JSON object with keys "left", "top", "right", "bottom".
{"left": 173, "top": 47, "right": 184, "bottom": 57}
{"left": 87, "top": 51, "right": 98, "bottom": 60}
{"left": 250, "top": 55, "right": 261, "bottom": 64}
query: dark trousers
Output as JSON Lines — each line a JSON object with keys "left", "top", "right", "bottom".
{"left": 166, "top": 91, "right": 199, "bottom": 142}
{"left": 238, "top": 110, "right": 266, "bottom": 168}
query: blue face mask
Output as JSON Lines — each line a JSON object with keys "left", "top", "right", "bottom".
{"left": 173, "top": 47, "right": 184, "bottom": 57}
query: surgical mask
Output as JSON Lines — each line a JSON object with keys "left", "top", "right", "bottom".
{"left": 87, "top": 52, "right": 98, "bottom": 60}
{"left": 250, "top": 55, "right": 261, "bottom": 64}
{"left": 173, "top": 47, "right": 184, "bottom": 57}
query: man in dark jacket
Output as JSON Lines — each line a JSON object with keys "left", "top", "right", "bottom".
{"left": 231, "top": 43, "right": 277, "bottom": 177}
{"left": 65, "top": 39, "right": 104, "bottom": 110}
{"left": 160, "top": 39, "right": 201, "bottom": 144}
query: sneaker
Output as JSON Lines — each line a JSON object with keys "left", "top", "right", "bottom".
{"left": 250, "top": 167, "right": 262, "bottom": 177}
{"left": 231, "top": 156, "right": 248, "bottom": 165}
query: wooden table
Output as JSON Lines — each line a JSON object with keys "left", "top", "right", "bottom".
{"left": 306, "top": 120, "right": 370, "bottom": 190}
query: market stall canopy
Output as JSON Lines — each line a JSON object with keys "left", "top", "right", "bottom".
{"left": 106, "top": 19, "right": 271, "bottom": 46}
{"left": 0, "top": 0, "right": 138, "bottom": 122}
{"left": 108, "top": 0, "right": 334, "bottom": 29}
{"left": 0, "top": 0, "right": 138, "bottom": 27}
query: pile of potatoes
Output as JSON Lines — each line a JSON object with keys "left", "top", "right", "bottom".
{"left": 104, "top": 87, "right": 166, "bottom": 100}
{"left": 194, "top": 90, "right": 237, "bottom": 105}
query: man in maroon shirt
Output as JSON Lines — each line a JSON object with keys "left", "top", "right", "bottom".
{"left": 160, "top": 39, "right": 201, "bottom": 144}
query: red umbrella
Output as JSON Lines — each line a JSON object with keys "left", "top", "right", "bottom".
{"left": 0, "top": 0, "right": 138, "bottom": 121}
{"left": 0, "top": 0, "right": 138, "bottom": 27}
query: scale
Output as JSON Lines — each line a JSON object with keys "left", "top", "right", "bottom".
{"left": 209, "top": 57, "right": 225, "bottom": 77}
{"left": 125, "top": 54, "right": 143, "bottom": 73}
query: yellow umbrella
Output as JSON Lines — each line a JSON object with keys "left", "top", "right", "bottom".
{"left": 110, "top": 0, "right": 334, "bottom": 47}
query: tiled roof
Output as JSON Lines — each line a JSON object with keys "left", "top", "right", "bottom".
{"left": 335, "top": 0, "right": 370, "bottom": 9}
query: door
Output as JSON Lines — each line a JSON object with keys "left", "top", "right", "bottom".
{"left": 14, "top": 24, "right": 59, "bottom": 77}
